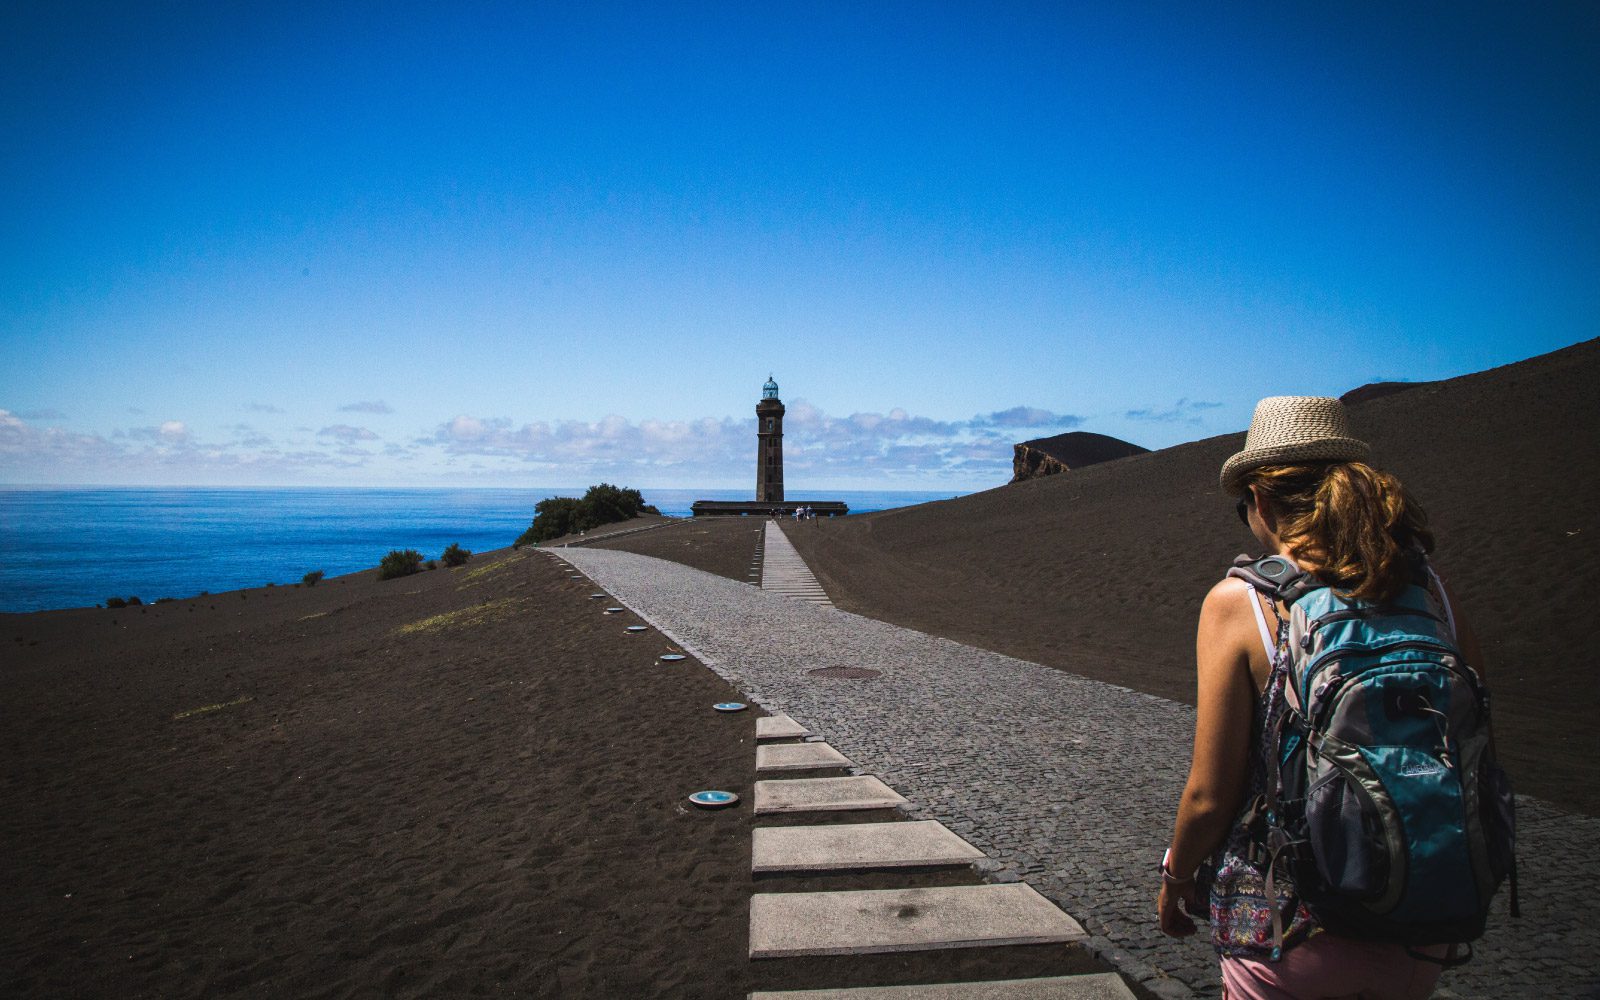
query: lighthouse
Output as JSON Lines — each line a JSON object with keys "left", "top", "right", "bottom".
{"left": 756, "top": 375, "right": 785, "bottom": 502}
{"left": 689, "top": 377, "right": 846, "bottom": 517}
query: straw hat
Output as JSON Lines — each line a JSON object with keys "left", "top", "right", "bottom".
{"left": 1219, "top": 396, "right": 1370, "bottom": 493}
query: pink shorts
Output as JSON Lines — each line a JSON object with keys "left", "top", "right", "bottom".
{"left": 1220, "top": 933, "right": 1448, "bottom": 1000}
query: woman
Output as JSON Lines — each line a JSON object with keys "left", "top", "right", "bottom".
{"left": 1156, "top": 396, "right": 1481, "bottom": 999}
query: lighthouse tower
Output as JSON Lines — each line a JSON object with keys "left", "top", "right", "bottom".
{"left": 756, "top": 375, "right": 784, "bottom": 502}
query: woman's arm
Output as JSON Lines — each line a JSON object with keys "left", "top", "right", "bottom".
{"left": 1158, "top": 579, "right": 1260, "bottom": 937}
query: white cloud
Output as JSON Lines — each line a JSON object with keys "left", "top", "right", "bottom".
{"left": 318, "top": 424, "right": 380, "bottom": 443}
{"left": 430, "top": 400, "right": 1084, "bottom": 483}
{"left": 0, "top": 410, "right": 372, "bottom": 483}
{"left": 979, "top": 406, "right": 1081, "bottom": 428}
{"left": 339, "top": 400, "right": 394, "bottom": 414}
{"left": 443, "top": 415, "right": 496, "bottom": 441}
{"left": 1125, "top": 398, "right": 1224, "bottom": 424}
{"left": 0, "top": 400, "right": 1094, "bottom": 488}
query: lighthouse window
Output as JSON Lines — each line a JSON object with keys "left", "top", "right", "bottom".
{"left": 765, "top": 418, "right": 774, "bottom": 432}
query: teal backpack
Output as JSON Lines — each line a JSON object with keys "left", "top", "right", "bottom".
{"left": 1229, "top": 552, "right": 1517, "bottom": 960}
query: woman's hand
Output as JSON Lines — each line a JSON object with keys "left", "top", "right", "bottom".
{"left": 1158, "top": 878, "right": 1201, "bottom": 937}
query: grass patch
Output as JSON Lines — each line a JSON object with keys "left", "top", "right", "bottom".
{"left": 173, "top": 695, "right": 254, "bottom": 721}
{"left": 394, "top": 597, "right": 528, "bottom": 636}
{"left": 457, "top": 553, "right": 531, "bottom": 587}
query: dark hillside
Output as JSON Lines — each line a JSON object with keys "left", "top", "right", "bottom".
{"left": 787, "top": 338, "right": 1600, "bottom": 814}
{"left": 1011, "top": 431, "right": 1149, "bottom": 482}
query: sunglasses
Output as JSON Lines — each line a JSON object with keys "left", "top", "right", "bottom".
{"left": 1235, "top": 495, "right": 1251, "bottom": 525}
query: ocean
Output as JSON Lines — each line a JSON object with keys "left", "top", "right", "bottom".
{"left": 0, "top": 487, "right": 961, "bottom": 613}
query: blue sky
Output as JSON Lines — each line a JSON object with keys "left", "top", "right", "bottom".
{"left": 3, "top": 2, "right": 1595, "bottom": 490}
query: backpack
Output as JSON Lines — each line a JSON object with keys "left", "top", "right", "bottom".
{"left": 1228, "top": 552, "right": 1517, "bottom": 960}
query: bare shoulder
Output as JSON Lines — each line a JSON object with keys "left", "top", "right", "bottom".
{"left": 1199, "top": 576, "right": 1252, "bottom": 627}
{"left": 1197, "top": 576, "right": 1263, "bottom": 658}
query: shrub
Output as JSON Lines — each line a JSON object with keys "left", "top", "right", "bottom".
{"left": 425, "top": 560, "right": 437, "bottom": 570}
{"left": 378, "top": 549, "right": 423, "bottom": 580}
{"left": 515, "top": 496, "right": 575, "bottom": 547}
{"left": 127, "top": 596, "right": 143, "bottom": 606}
{"left": 106, "top": 597, "right": 127, "bottom": 609}
{"left": 514, "top": 484, "right": 655, "bottom": 547}
{"left": 303, "top": 570, "right": 325, "bottom": 587}
{"left": 441, "top": 543, "right": 471, "bottom": 567}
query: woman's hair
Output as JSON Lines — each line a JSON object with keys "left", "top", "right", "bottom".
{"left": 1243, "top": 462, "right": 1434, "bottom": 602}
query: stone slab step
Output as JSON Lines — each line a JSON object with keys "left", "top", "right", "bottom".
{"left": 752, "top": 820, "right": 986, "bottom": 873}
{"left": 749, "top": 883, "right": 1086, "bottom": 958}
{"left": 748, "top": 973, "right": 1137, "bottom": 999}
{"left": 756, "top": 714, "right": 811, "bottom": 740}
{"left": 753, "top": 775, "right": 907, "bottom": 814}
{"left": 756, "top": 742, "right": 852, "bottom": 771}
{"left": 762, "top": 523, "right": 833, "bottom": 607}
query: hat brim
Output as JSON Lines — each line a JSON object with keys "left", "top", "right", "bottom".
{"left": 1219, "top": 438, "right": 1371, "bottom": 493}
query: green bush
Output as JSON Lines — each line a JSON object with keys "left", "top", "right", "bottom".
{"left": 127, "top": 596, "right": 143, "bottom": 606}
{"left": 303, "top": 570, "right": 325, "bottom": 587}
{"left": 106, "top": 597, "right": 127, "bottom": 609}
{"left": 378, "top": 549, "right": 424, "bottom": 580}
{"left": 516, "top": 496, "right": 577, "bottom": 546}
{"left": 514, "top": 484, "right": 656, "bottom": 547}
{"left": 441, "top": 542, "right": 471, "bottom": 567}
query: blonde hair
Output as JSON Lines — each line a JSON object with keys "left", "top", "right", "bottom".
{"left": 1243, "top": 462, "right": 1434, "bottom": 602}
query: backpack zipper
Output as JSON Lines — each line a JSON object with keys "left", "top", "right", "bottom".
{"left": 1299, "top": 607, "right": 1446, "bottom": 651}
{"left": 1301, "top": 639, "right": 1485, "bottom": 726}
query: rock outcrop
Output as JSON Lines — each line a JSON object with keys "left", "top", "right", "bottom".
{"left": 1011, "top": 431, "right": 1148, "bottom": 483}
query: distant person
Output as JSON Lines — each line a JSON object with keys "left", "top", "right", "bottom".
{"left": 1157, "top": 397, "right": 1514, "bottom": 998}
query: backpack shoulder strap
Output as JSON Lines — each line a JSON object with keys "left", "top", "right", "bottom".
{"left": 1422, "top": 564, "right": 1458, "bottom": 640}
{"left": 1225, "top": 553, "right": 1325, "bottom": 604}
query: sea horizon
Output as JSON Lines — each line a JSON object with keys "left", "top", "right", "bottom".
{"left": 0, "top": 485, "right": 966, "bottom": 614}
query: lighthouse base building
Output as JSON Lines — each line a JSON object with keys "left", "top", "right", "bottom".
{"left": 691, "top": 376, "right": 849, "bottom": 518}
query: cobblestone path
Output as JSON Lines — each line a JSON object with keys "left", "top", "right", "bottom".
{"left": 558, "top": 547, "right": 1599, "bottom": 1000}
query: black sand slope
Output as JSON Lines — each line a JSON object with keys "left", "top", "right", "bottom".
{"left": 782, "top": 339, "right": 1600, "bottom": 815}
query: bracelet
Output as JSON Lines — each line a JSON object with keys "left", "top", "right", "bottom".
{"left": 1159, "top": 848, "right": 1195, "bottom": 886}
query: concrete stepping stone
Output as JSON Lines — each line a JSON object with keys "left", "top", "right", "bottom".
{"left": 748, "top": 883, "right": 1086, "bottom": 958}
{"left": 752, "top": 820, "right": 986, "bottom": 873}
{"left": 756, "top": 714, "right": 810, "bottom": 740}
{"left": 756, "top": 742, "right": 852, "bottom": 771}
{"left": 749, "top": 973, "right": 1137, "bottom": 999}
{"left": 753, "top": 775, "right": 907, "bottom": 814}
